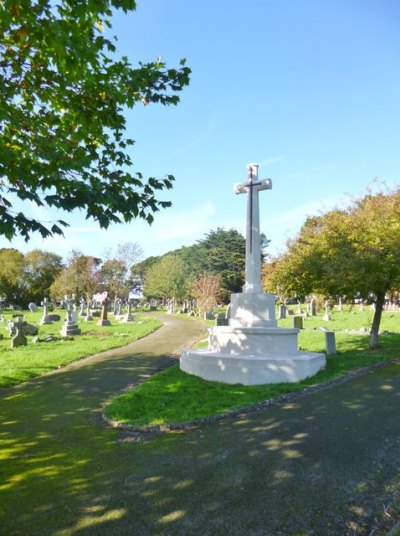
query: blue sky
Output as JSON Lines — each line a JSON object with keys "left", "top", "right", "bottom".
{"left": 4, "top": 0, "right": 400, "bottom": 262}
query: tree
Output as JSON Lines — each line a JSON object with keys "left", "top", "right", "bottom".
{"left": 23, "top": 249, "right": 63, "bottom": 303}
{"left": 101, "top": 241, "right": 143, "bottom": 298}
{"left": 143, "top": 254, "right": 190, "bottom": 303}
{"left": 0, "top": 248, "right": 25, "bottom": 304}
{"left": 266, "top": 188, "right": 400, "bottom": 349}
{"left": 190, "top": 272, "right": 221, "bottom": 318}
{"left": 50, "top": 250, "right": 101, "bottom": 302}
{"left": 0, "top": 0, "right": 190, "bottom": 241}
{"left": 99, "top": 259, "right": 129, "bottom": 300}
{"left": 180, "top": 228, "right": 246, "bottom": 302}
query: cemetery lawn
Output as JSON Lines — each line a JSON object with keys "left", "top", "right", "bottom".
{"left": 0, "top": 311, "right": 162, "bottom": 388}
{"left": 105, "top": 309, "right": 400, "bottom": 427}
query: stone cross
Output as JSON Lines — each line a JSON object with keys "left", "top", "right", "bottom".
{"left": 64, "top": 294, "right": 74, "bottom": 322}
{"left": 234, "top": 163, "right": 272, "bottom": 293}
{"left": 11, "top": 316, "right": 27, "bottom": 348}
{"left": 97, "top": 297, "right": 111, "bottom": 326}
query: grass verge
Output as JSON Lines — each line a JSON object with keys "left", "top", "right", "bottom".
{"left": 104, "top": 328, "right": 400, "bottom": 427}
{"left": 0, "top": 310, "right": 162, "bottom": 388}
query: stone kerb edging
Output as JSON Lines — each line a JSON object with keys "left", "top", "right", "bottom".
{"left": 101, "top": 358, "right": 400, "bottom": 440}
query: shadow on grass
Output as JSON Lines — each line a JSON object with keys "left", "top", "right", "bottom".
{"left": 1, "top": 357, "right": 399, "bottom": 535}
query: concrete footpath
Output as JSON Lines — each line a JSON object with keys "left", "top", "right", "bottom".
{"left": 0, "top": 314, "right": 399, "bottom": 535}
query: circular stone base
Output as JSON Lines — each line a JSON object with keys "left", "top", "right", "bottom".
{"left": 180, "top": 349, "right": 326, "bottom": 385}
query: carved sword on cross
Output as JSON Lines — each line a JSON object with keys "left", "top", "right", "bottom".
{"left": 234, "top": 164, "right": 272, "bottom": 293}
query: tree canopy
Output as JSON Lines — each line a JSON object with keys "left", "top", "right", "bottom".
{"left": 130, "top": 228, "right": 247, "bottom": 303}
{"left": 143, "top": 254, "right": 189, "bottom": 303}
{"left": 0, "top": 247, "right": 62, "bottom": 305}
{"left": 265, "top": 187, "right": 400, "bottom": 348}
{"left": 0, "top": 0, "right": 190, "bottom": 240}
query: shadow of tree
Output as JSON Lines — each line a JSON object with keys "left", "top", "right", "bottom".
{"left": 0, "top": 315, "right": 399, "bottom": 535}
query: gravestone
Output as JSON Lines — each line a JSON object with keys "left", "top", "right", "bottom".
{"left": 278, "top": 303, "right": 287, "bottom": 319}
{"left": 337, "top": 297, "right": 343, "bottom": 311}
{"left": 359, "top": 302, "right": 364, "bottom": 312}
{"left": 11, "top": 317, "right": 27, "bottom": 348}
{"left": 60, "top": 295, "right": 81, "bottom": 336}
{"left": 114, "top": 298, "right": 122, "bottom": 316}
{"left": 97, "top": 297, "right": 111, "bottom": 326}
{"left": 311, "top": 298, "right": 317, "bottom": 316}
{"left": 118, "top": 300, "right": 135, "bottom": 323}
{"left": 39, "top": 297, "right": 52, "bottom": 325}
{"left": 324, "top": 331, "right": 336, "bottom": 355}
{"left": 79, "top": 301, "right": 86, "bottom": 316}
{"left": 293, "top": 315, "right": 303, "bottom": 329}
{"left": 28, "top": 302, "right": 38, "bottom": 313}
{"left": 296, "top": 301, "right": 302, "bottom": 315}
{"left": 85, "top": 303, "right": 93, "bottom": 321}
{"left": 323, "top": 302, "right": 330, "bottom": 321}
{"left": 8, "top": 317, "right": 38, "bottom": 336}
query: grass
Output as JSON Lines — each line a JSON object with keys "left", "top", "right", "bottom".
{"left": 104, "top": 308, "right": 400, "bottom": 427}
{"left": 0, "top": 309, "right": 162, "bottom": 388}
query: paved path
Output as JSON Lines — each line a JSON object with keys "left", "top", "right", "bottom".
{"left": 0, "top": 314, "right": 399, "bottom": 535}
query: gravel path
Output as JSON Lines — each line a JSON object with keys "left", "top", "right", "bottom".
{"left": 0, "top": 313, "right": 399, "bottom": 535}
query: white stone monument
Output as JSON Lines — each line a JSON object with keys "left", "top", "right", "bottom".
{"left": 180, "top": 163, "right": 326, "bottom": 385}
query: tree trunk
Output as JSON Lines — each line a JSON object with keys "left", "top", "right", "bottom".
{"left": 369, "top": 291, "right": 385, "bottom": 349}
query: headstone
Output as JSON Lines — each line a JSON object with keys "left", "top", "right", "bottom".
{"left": 8, "top": 317, "right": 38, "bottom": 336}
{"left": 79, "top": 301, "right": 86, "bottom": 316}
{"left": 97, "top": 297, "right": 111, "bottom": 326}
{"left": 296, "top": 301, "right": 302, "bottom": 315}
{"left": 118, "top": 301, "right": 135, "bottom": 323}
{"left": 311, "top": 298, "right": 317, "bottom": 316}
{"left": 278, "top": 303, "right": 287, "bottom": 319}
{"left": 10, "top": 317, "right": 27, "bottom": 348}
{"left": 337, "top": 297, "right": 343, "bottom": 311}
{"left": 114, "top": 298, "right": 122, "bottom": 316}
{"left": 359, "top": 302, "right": 364, "bottom": 312}
{"left": 324, "top": 331, "right": 336, "bottom": 355}
{"left": 85, "top": 303, "right": 93, "bottom": 321}
{"left": 293, "top": 316, "right": 303, "bottom": 329}
{"left": 39, "top": 297, "right": 52, "bottom": 325}
{"left": 60, "top": 295, "right": 81, "bottom": 336}
{"left": 323, "top": 302, "right": 330, "bottom": 321}
{"left": 28, "top": 302, "right": 38, "bottom": 313}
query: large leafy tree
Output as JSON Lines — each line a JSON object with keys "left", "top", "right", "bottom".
{"left": 131, "top": 228, "right": 246, "bottom": 303}
{"left": 23, "top": 249, "right": 63, "bottom": 303}
{"left": 180, "top": 228, "right": 246, "bottom": 302}
{"left": 0, "top": 247, "right": 62, "bottom": 305}
{"left": 143, "top": 254, "right": 190, "bottom": 303}
{"left": 266, "top": 188, "right": 400, "bottom": 349}
{"left": 0, "top": 248, "right": 25, "bottom": 304}
{"left": 0, "top": 0, "right": 190, "bottom": 240}
{"left": 50, "top": 250, "right": 101, "bottom": 302}
{"left": 99, "top": 259, "right": 129, "bottom": 300}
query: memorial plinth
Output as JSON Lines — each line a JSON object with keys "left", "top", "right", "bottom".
{"left": 180, "top": 163, "right": 325, "bottom": 385}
